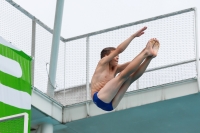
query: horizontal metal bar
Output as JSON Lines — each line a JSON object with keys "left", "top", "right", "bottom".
{"left": 6, "top": 0, "right": 65, "bottom": 42}
{"left": 64, "top": 7, "right": 195, "bottom": 42}
{"left": 145, "top": 59, "right": 196, "bottom": 73}
{"left": 0, "top": 113, "right": 28, "bottom": 121}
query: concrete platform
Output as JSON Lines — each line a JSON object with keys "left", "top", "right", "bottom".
{"left": 31, "top": 78, "right": 200, "bottom": 132}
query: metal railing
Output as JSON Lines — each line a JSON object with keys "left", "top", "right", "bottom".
{"left": 1, "top": 0, "right": 198, "bottom": 105}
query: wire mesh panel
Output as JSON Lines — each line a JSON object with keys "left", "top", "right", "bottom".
{"left": 89, "top": 10, "right": 196, "bottom": 92}
{"left": 54, "top": 38, "right": 87, "bottom": 105}
{"left": 0, "top": 0, "right": 32, "bottom": 56}
{"left": 64, "top": 38, "right": 87, "bottom": 88}
{"left": 137, "top": 11, "right": 196, "bottom": 90}
{"left": 55, "top": 41, "right": 65, "bottom": 90}
{"left": 34, "top": 23, "right": 53, "bottom": 92}
{"left": 57, "top": 9, "right": 196, "bottom": 105}
{"left": 139, "top": 62, "right": 196, "bottom": 89}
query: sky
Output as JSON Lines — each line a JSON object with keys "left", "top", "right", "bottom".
{"left": 13, "top": 0, "right": 200, "bottom": 38}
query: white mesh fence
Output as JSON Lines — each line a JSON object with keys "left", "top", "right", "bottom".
{"left": 34, "top": 23, "right": 53, "bottom": 91}
{"left": 0, "top": 0, "right": 197, "bottom": 106}
{"left": 54, "top": 39, "right": 87, "bottom": 105}
{"left": 0, "top": 0, "right": 32, "bottom": 56}
{"left": 139, "top": 62, "right": 196, "bottom": 89}
{"left": 58, "top": 10, "right": 196, "bottom": 105}
{"left": 63, "top": 38, "right": 87, "bottom": 88}
{"left": 88, "top": 11, "right": 196, "bottom": 92}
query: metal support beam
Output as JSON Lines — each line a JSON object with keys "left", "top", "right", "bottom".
{"left": 47, "top": 0, "right": 65, "bottom": 97}
{"left": 86, "top": 37, "right": 90, "bottom": 116}
{"left": 86, "top": 36, "right": 90, "bottom": 100}
{"left": 31, "top": 20, "right": 36, "bottom": 86}
{"left": 194, "top": 8, "right": 200, "bottom": 92}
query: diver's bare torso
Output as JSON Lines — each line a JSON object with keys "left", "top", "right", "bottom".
{"left": 91, "top": 62, "right": 118, "bottom": 97}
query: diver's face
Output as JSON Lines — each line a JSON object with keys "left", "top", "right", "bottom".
{"left": 110, "top": 51, "right": 119, "bottom": 66}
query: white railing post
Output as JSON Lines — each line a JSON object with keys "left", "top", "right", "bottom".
{"left": 31, "top": 20, "right": 36, "bottom": 87}
{"left": 86, "top": 36, "right": 90, "bottom": 116}
{"left": 86, "top": 36, "right": 90, "bottom": 100}
{"left": 194, "top": 7, "right": 200, "bottom": 92}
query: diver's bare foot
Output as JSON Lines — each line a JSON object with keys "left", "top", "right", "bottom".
{"left": 145, "top": 38, "right": 156, "bottom": 57}
{"left": 152, "top": 39, "right": 160, "bottom": 57}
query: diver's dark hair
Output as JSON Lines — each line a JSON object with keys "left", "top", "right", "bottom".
{"left": 100, "top": 47, "right": 116, "bottom": 58}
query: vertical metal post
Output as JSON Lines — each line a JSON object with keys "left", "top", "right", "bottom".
{"left": 64, "top": 42, "right": 66, "bottom": 104}
{"left": 31, "top": 20, "right": 36, "bottom": 87}
{"left": 47, "top": 0, "right": 65, "bottom": 97}
{"left": 86, "top": 36, "right": 90, "bottom": 116}
{"left": 194, "top": 8, "right": 200, "bottom": 92}
{"left": 86, "top": 36, "right": 90, "bottom": 100}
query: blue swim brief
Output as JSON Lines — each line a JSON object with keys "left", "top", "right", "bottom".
{"left": 93, "top": 92, "right": 113, "bottom": 111}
